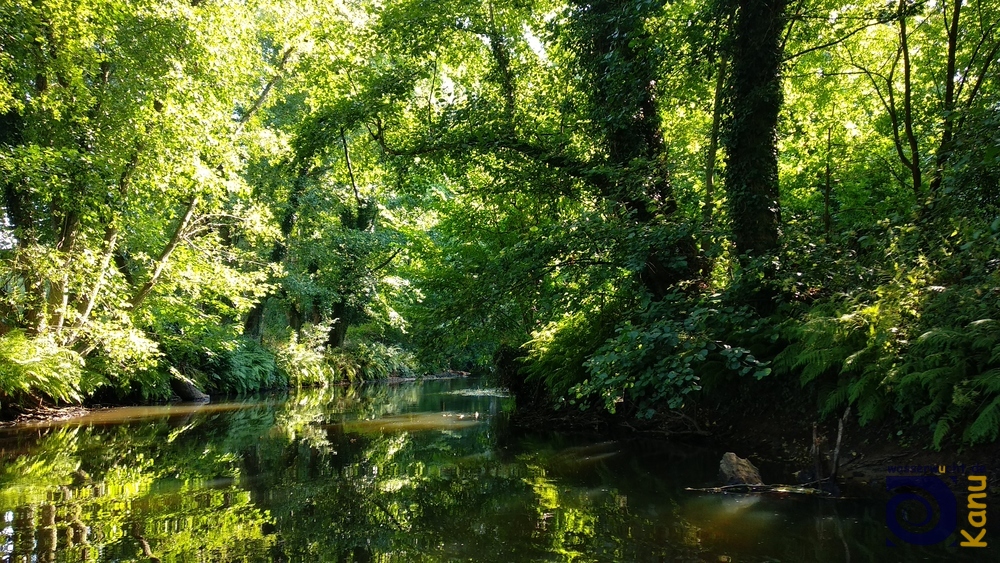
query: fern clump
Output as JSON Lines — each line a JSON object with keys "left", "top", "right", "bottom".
{"left": 0, "top": 330, "right": 86, "bottom": 408}
{"left": 275, "top": 324, "right": 337, "bottom": 387}
{"left": 335, "top": 341, "right": 418, "bottom": 381}
{"left": 774, "top": 296, "right": 901, "bottom": 425}
{"left": 775, "top": 216, "right": 1000, "bottom": 448}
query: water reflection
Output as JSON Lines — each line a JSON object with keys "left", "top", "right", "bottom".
{"left": 0, "top": 379, "right": 988, "bottom": 562}
{"left": 335, "top": 412, "right": 482, "bottom": 434}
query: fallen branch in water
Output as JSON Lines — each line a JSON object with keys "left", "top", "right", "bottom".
{"left": 684, "top": 483, "right": 832, "bottom": 496}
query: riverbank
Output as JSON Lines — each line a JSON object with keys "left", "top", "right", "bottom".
{"left": 509, "top": 389, "right": 1000, "bottom": 495}
{"left": 7, "top": 373, "right": 997, "bottom": 497}
{"left": 0, "top": 371, "right": 475, "bottom": 428}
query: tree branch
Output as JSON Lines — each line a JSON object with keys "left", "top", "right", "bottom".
{"left": 369, "top": 248, "right": 402, "bottom": 274}
{"left": 783, "top": 19, "right": 886, "bottom": 62}
{"left": 898, "top": 0, "right": 922, "bottom": 194}
{"left": 340, "top": 127, "right": 363, "bottom": 210}
{"left": 130, "top": 197, "right": 199, "bottom": 311}
{"left": 235, "top": 46, "right": 295, "bottom": 134}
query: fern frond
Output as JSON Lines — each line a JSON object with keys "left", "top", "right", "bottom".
{"left": 963, "top": 396, "right": 1000, "bottom": 445}
{"left": 913, "top": 397, "right": 947, "bottom": 424}
{"left": 822, "top": 383, "right": 852, "bottom": 416}
{"left": 856, "top": 392, "right": 884, "bottom": 426}
{"left": 907, "top": 367, "right": 961, "bottom": 387}
{"left": 911, "top": 330, "right": 961, "bottom": 360}
{"left": 933, "top": 416, "right": 952, "bottom": 449}
{"left": 971, "top": 368, "right": 1000, "bottom": 393}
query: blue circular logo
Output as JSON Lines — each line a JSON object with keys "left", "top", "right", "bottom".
{"left": 885, "top": 475, "right": 958, "bottom": 546}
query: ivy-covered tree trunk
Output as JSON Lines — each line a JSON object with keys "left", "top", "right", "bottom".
{"left": 325, "top": 301, "right": 350, "bottom": 349}
{"left": 724, "top": 0, "right": 786, "bottom": 259}
{"left": 570, "top": 0, "right": 696, "bottom": 299}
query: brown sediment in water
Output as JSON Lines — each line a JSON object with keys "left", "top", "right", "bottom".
{"left": 0, "top": 402, "right": 266, "bottom": 430}
{"left": 328, "top": 412, "right": 482, "bottom": 434}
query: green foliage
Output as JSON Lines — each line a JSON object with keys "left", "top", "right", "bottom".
{"left": 775, "top": 216, "right": 1000, "bottom": 447}
{"left": 211, "top": 340, "right": 285, "bottom": 395}
{"left": 273, "top": 322, "right": 418, "bottom": 386}
{"left": 774, "top": 296, "right": 899, "bottom": 425}
{"left": 275, "top": 325, "right": 336, "bottom": 388}
{"left": 329, "top": 341, "right": 419, "bottom": 382}
{"left": 574, "top": 293, "right": 771, "bottom": 416}
{"left": 1, "top": 0, "right": 999, "bottom": 453}
{"left": 0, "top": 330, "right": 86, "bottom": 407}
{"left": 522, "top": 308, "right": 621, "bottom": 400}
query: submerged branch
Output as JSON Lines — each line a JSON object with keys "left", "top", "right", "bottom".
{"left": 685, "top": 483, "right": 833, "bottom": 496}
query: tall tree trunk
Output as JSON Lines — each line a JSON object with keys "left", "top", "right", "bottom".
{"left": 824, "top": 126, "right": 833, "bottom": 241}
{"left": 325, "top": 301, "right": 349, "bottom": 349}
{"left": 49, "top": 212, "right": 81, "bottom": 334}
{"left": 724, "top": 0, "right": 787, "bottom": 259}
{"left": 243, "top": 300, "right": 267, "bottom": 341}
{"left": 243, "top": 167, "right": 309, "bottom": 341}
{"left": 702, "top": 56, "right": 727, "bottom": 277}
{"left": 929, "top": 0, "right": 963, "bottom": 193}
{"left": 705, "top": 58, "right": 727, "bottom": 230}
{"left": 572, "top": 0, "right": 694, "bottom": 298}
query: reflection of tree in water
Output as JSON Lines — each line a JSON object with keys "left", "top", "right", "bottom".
{"left": 0, "top": 383, "right": 961, "bottom": 563}
{"left": 254, "top": 394, "right": 691, "bottom": 562}
{"left": 0, "top": 410, "right": 279, "bottom": 562}
{"left": 0, "top": 391, "right": 699, "bottom": 562}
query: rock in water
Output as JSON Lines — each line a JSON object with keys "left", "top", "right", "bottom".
{"left": 170, "top": 376, "right": 210, "bottom": 403}
{"left": 719, "top": 452, "right": 763, "bottom": 485}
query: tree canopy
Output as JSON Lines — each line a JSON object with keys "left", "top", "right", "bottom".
{"left": 2, "top": 0, "right": 1000, "bottom": 448}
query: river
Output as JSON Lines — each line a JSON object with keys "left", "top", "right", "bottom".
{"left": 0, "top": 378, "right": 984, "bottom": 562}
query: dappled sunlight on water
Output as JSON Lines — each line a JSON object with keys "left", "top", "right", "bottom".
{"left": 0, "top": 379, "right": 989, "bottom": 562}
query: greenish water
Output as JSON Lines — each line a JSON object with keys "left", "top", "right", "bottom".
{"left": 0, "top": 379, "right": 988, "bottom": 562}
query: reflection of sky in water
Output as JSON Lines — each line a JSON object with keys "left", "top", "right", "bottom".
{"left": 1, "top": 510, "right": 11, "bottom": 557}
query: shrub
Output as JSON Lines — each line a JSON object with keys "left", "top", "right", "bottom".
{"left": 570, "top": 293, "right": 771, "bottom": 417}
{"left": 774, "top": 216, "right": 1000, "bottom": 447}
{"left": 522, "top": 307, "right": 621, "bottom": 400}
{"left": 208, "top": 339, "right": 286, "bottom": 395}
{"left": 275, "top": 325, "right": 334, "bottom": 387}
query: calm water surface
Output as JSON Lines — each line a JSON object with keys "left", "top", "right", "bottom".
{"left": 0, "top": 379, "right": 986, "bottom": 562}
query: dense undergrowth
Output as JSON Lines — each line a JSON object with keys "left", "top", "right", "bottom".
{"left": 0, "top": 316, "right": 420, "bottom": 416}
{"left": 3, "top": 0, "right": 1000, "bottom": 452}
{"left": 774, "top": 210, "right": 1000, "bottom": 448}
{"left": 513, "top": 201, "right": 1000, "bottom": 449}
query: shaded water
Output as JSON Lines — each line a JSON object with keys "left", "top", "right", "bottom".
{"left": 0, "top": 379, "right": 987, "bottom": 562}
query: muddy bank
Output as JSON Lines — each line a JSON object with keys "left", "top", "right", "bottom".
{"left": 709, "top": 405, "right": 1000, "bottom": 495}
{"left": 509, "top": 395, "right": 1000, "bottom": 496}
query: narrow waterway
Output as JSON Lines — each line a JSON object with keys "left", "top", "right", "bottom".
{"left": 0, "top": 379, "right": 981, "bottom": 562}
